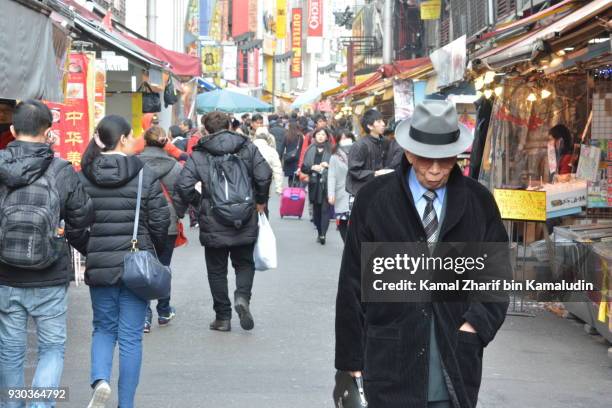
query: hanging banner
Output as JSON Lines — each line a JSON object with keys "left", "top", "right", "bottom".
{"left": 393, "top": 79, "right": 414, "bottom": 122}
{"left": 222, "top": 45, "right": 238, "bottom": 81}
{"left": 430, "top": 35, "right": 466, "bottom": 89}
{"left": 48, "top": 53, "right": 91, "bottom": 171}
{"left": 248, "top": 0, "right": 258, "bottom": 33}
{"left": 184, "top": 0, "right": 199, "bottom": 56}
{"left": 276, "top": 0, "right": 287, "bottom": 39}
{"left": 307, "top": 0, "right": 323, "bottom": 37}
{"left": 420, "top": 0, "right": 441, "bottom": 20}
{"left": 201, "top": 45, "right": 222, "bottom": 74}
{"left": 248, "top": 49, "right": 260, "bottom": 88}
{"left": 94, "top": 59, "right": 106, "bottom": 127}
{"left": 291, "top": 8, "right": 302, "bottom": 78}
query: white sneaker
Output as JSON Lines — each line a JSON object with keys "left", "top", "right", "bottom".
{"left": 87, "top": 380, "right": 111, "bottom": 408}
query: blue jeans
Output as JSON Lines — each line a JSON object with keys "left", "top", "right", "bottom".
{"left": 89, "top": 285, "right": 147, "bottom": 408}
{"left": 0, "top": 285, "right": 68, "bottom": 408}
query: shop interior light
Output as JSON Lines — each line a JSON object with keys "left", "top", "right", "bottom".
{"left": 484, "top": 71, "right": 496, "bottom": 84}
{"left": 494, "top": 86, "right": 503, "bottom": 97}
{"left": 527, "top": 92, "right": 537, "bottom": 102}
{"left": 476, "top": 90, "right": 483, "bottom": 98}
{"left": 475, "top": 76, "right": 485, "bottom": 90}
{"left": 541, "top": 88, "right": 552, "bottom": 99}
{"left": 484, "top": 89, "right": 493, "bottom": 99}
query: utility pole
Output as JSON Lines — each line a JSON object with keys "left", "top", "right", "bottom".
{"left": 382, "top": 0, "right": 393, "bottom": 64}
{"left": 146, "top": 0, "right": 157, "bottom": 41}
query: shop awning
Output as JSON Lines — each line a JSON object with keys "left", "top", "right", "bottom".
{"left": 0, "top": 0, "right": 63, "bottom": 101}
{"left": 197, "top": 78, "right": 218, "bottom": 91}
{"left": 476, "top": 0, "right": 612, "bottom": 69}
{"left": 124, "top": 35, "right": 201, "bottom": 77}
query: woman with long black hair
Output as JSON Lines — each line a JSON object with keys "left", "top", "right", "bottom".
{"left": 301, "top": 127, "right": 333, "bottom": 245}
{"left": 328, "top": 129, "right": 355, "bottom": 243}
{"left": 79, "top": 115, "right": 169, "bottom": 408}
{"left": 549, "top": 124, "right": 574, "bottom": 177}
{"left": 282, "top": 120, "right": 304, "bottom": 186}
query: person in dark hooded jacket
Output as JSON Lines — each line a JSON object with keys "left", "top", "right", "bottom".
{"left": 0, "top": 100, "right": 94, "bottom": 404}
{"left": 138, "top": 126, "right": 185, "bottom": 333}
{"left": 176, "top": 111, "right": 272, "bottom": 333}
{"left": 79, "top": 115, "right": 170, "bottom": 408}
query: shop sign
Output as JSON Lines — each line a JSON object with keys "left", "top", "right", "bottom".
{"left": 47, "top": 53, "right": 91, "bottom": 171}
{"left": 94, "top": 59, "right": 106, "bottom": 127}
{"left": 101, "top": 51, "right": 128, "bottom": 71}
{"left": 222, "top": 45, "right": 238, "bottom": 81}
{"left": 393, "top": 78, "right": 414, "bottom": 122}
{"left": 307, "top": 0, "right": 323, "bottom": 37}
{"left": 429, "top": 35, "right": 466, "bottom": 88}
{"left": 420, "top": 0, "right": 441, "bottom": 20}
{"left": 493, "top": 189, "right": 547, "bottom": 222}
{"left": 276, "top": 0, "right": 287, "bottom": 39}
{"left": 291, "top": 8, "right": 302, "bottom": 78}
{"left": 201, "top": 45, "right": 222, "bottom": 74}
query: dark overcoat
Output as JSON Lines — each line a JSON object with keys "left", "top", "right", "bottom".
{"left": 335, "top": 156, "right": 510, "bottom": 408}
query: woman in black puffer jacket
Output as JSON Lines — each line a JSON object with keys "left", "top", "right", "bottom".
{"left": 79, "top": 115, "right": 169, "bottom": 408}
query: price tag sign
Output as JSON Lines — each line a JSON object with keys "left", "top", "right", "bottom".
{"left": 493, "top": 189, "right": 547, "bottom": 222}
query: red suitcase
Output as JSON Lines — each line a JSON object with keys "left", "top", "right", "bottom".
{"left": 280, "top": 186, "right": 306, "bottom": 218}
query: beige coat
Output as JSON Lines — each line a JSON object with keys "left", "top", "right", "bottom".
{"left": 253, "top": 138, "right": 283, "bottom": 195}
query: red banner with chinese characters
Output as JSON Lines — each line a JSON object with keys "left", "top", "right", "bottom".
{"left": 307, "top": 0, "right": 323, "bottom": 37}
{"left": 48, "top": 53, "right": 91, "bottom": 171}
{"left": 291, "top": 8, "right": 302, "bottom": 78}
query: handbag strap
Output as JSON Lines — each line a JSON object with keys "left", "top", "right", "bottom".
{"left": 131, "top": 169, "right": 144, "bottom": 251}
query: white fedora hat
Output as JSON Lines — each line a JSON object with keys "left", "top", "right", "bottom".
{"left": 395, "top": 100, "right": 473, "bottom": 159}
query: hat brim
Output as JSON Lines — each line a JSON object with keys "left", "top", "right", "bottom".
{"left": 395, "top": 119, "right": 474, "bottom": 159}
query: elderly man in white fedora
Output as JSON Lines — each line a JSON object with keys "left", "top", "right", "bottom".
{"left": 334, "top": 100, "right": 510, "bottom": 408}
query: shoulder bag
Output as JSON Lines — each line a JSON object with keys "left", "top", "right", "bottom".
{"left": 122, "top": 170, "right": 172, "bottom": 300}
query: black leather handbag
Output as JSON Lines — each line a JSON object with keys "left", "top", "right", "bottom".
{"left": 139, "top": 82, "right": 162, "bottom": 113}
{"left": 122, "top": 169, "right": 171, "bottom": 300}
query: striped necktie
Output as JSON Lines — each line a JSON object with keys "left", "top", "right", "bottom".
{"left": 422, "top": 190, "right": 439, "bottom": 243}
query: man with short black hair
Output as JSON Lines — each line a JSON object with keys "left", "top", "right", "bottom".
{"left": 268, "top": 113, "right": 287, "bottom": 158}
{"left": 250, "top": 113, "right": 264, "bottom": 136}
{"left": 345, "top": 109, "right": 393, "bottom": 196}
{"left": 0, "top": 99, "right": 16, "bottom": 150}
{"left": 176, "top": 111, "right": 272, "bottom": 332}
{"left": 0, "top": 100, "right": 94, "bottom": 403}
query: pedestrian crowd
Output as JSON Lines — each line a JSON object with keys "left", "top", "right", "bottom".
{"left": 0, "top": 97, "right": 509, "bottom": 408}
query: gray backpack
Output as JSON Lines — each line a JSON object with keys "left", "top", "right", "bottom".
{"left": 0, "top": 160, "right": 67, "bottom": 269}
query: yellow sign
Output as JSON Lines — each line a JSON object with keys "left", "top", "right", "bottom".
{"left": 420, "top": 0, "right": 441, "bottom": 20}
{"left": 131, "top": 93, "right": 143, "bottom": 138}
{"left": 201, "top": 46, "right": 221, "bottom": 74}
{"left": 276, "top": 0, "right": 287, "bottom": 39}
{"left": 493, "top": 189, "right": 547, "bottom": 222}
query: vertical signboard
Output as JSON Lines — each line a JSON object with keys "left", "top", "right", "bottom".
{"left": 307, "top": 0, "right": 323, "bottom": 37}
{"left": 276, "top": 0, "right": 287, "bottom": 39}
{"left": 222, "top": 45, "right": 238, "bottom": 81}
{"left": 201, "top": 45, "right": 222, "bottom": 75}
{"left": 48, "top": 53, "right": 91, "bottom": 171}
{"left": 291, "top": 8, "right": 302, "bottom": 78}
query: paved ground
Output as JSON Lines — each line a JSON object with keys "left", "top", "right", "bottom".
{"left": 20, "top": 195, "right": 612, "bottom": 407}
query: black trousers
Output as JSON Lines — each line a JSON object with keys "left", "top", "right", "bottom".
{"left": 204, "top": 244, "right": 256, "bottom": 320}
{"left": 337, "top": 219, "right": 349, "bottom": 243}
{"left": 146, "top": 235, "right": 176, "bottom": 320}
{"left": 312, "top": 200, "right": 330, "bottom": 237}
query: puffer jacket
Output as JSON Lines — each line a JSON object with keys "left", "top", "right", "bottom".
{"left": 138, "top": 146, "right": 184, "bottom": 235}
{"left": 79, "top": 153, "right": 170, "bottom": 286}
{"left": 0, "top": 141, "right": 94, "bottom": 287}
{"left": 176, "top": 130, "right": 272, "bottom": 248}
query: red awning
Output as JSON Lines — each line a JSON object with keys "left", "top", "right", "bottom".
{"left": 338, "top": 57, "right": 430, "bottom": 99}
{"left": 124, "top": 35, "right": 201, "bottom": 77}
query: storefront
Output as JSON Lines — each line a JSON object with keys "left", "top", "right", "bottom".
{"left": 470, "top": 0, "right": 612, "bottom": 341}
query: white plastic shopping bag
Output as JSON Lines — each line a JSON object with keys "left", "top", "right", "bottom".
{"left": 254, "top": 213, "right": 277, "bottom": 271}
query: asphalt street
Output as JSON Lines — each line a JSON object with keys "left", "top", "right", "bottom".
{"left": 20, "top": 195, "right": 612, "bottom": 407}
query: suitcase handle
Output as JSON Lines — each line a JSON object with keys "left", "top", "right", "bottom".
{"left": 289, "top": 177, "right": 302, "bottom": 188}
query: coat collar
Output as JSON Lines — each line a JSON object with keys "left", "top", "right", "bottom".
{"left": 396, "top": 155, "right": 466, "bottom": 240}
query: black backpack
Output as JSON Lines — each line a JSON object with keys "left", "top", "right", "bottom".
{"left": 208, "top": 153, "right": 254, "bottom": 229}
{"left": 0, "top": 160, "right": 67, "bottom": 269}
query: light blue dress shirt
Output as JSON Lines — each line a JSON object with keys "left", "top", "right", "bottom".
{"left": 408, "top": 168, "right": 446, "bottom": 222}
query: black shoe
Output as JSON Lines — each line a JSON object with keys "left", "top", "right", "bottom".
{"left": 209, "top": 319, "right": 231, "bottom": 331}
{"left": 234, "top": 297, "right": 254, "bottom": 331}
{"left": 319, "top": 236, "right": 326, "bottom": 245}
